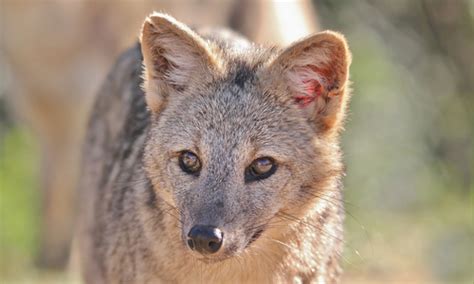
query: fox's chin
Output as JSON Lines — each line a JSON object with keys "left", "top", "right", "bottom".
{"left": 194, "top": 255, "right": 232, "bottom": 264}
{"left": 188, "top": 247, "right": 239, "bottom": 263}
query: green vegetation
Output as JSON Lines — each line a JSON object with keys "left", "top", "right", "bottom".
{"left": 0, "top": 128, "right": 40, "bottom": 279}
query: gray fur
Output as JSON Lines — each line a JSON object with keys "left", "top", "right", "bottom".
{"left": 78, "top": 23, "right": 349, "bottom": 284}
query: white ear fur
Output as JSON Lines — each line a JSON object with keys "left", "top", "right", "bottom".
{"left": 140, "top": 12, "right": 218, "bottom": 112}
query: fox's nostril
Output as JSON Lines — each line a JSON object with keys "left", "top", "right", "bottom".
{"left": 187, "top": 239, "right": 195, "bottom": 250}
{"left": 208, "top": 241, "right": 220, "bottom": 252}
{"left": 187, "top": 225, "right": 223, "bottom": 254}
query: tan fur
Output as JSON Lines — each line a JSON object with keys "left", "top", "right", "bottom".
{"left": 141, "top": 13, "right": 223, "bottom": 112}
{"left": 78, "top": 12, "right": 351, "bottom": 284}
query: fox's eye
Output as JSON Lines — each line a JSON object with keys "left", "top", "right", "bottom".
{"left": 179, "top": 151, "right": 201, "bottom": 175}
{"left": 245, "top": 157, "right": 277, "bottom": 182}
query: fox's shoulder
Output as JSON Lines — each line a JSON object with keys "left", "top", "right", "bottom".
{"left": 80, "top": 42, "right": 148, "bottom": 207}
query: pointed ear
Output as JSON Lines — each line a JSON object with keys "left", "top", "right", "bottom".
{"left": 266, "top": 31, "right": 352, "bottom": 135}
{"left": 140, "top": 13, "right": 219, "bottom": 112}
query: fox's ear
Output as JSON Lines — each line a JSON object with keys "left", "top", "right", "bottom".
{"left": 140, "top": 13, "right": 219, "bottom": 112}
{"left": 266, "top": 31, "right": 351, "bottom": 135}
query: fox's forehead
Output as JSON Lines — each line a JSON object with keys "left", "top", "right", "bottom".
{"left": 183, "top": 82, "right": 282, "bottom": 137}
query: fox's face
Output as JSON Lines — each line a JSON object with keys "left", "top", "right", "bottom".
{"left": 146, "top": 78, "right": 318, "bottom": 259}
{"left": 140, "top": 13, "right": 350, "bottom": 260}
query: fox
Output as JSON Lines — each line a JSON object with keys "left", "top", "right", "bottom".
{"left": 77, "top": 12, "right": 351, "bottom": 284}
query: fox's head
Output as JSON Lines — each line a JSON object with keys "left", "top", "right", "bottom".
{"left": 140, "top": 13, "right": 351, "bottom": 261}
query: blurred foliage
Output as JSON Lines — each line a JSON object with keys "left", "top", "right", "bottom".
{"left": 0, "top": 127, "right": 75, "bottom": 283}
{"left": 0, "top": 127, "right": 40, "bottom": 278}
{"left": 313, "top": 0, "right": 473, "bottom": 282}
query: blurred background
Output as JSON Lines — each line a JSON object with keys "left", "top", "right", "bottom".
{"left": 0, "top": 0, "right": 472, "bottom": 283}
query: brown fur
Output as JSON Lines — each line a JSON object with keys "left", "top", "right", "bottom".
{"left": 78, "top": 12, "right": 351, "bottom": 283}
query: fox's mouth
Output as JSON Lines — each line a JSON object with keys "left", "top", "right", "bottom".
{"left": 192, "top": 228, "right": 266, "bottom": 263}
{"left": 182, "top": 220, "right": 269, "bottom": 262}
{"left": 246, "top": 228, "right": 265, "bottom": 248}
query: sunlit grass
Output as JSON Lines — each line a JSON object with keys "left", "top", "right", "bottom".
{"left": 0, "top": 127, "right": 40, "bottom": 279}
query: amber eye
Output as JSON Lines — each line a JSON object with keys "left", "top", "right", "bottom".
{"left": 245, "top": 157, "right": 277, "bottom": 183}
{"left": 179, "top": 151, "right": 201, "bottom": 175}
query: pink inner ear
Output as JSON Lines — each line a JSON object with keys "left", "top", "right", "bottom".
{"left": 291, "top": 64, "right": 338, "bottom": 108}
{"left": 294, "top": 79, "right": 323, "bottom": 108}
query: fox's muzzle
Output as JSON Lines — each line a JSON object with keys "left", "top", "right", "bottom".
{"left": 187, "top": 225, "right": 224, "bottom": 255}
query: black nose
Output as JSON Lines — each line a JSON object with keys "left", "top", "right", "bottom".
{"left": 187, "top": 225, "right": 223, "bottom": 254}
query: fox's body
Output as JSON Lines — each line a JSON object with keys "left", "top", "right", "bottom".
{"left": 78, "top": 13, "right": 351, "bottom": 283}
